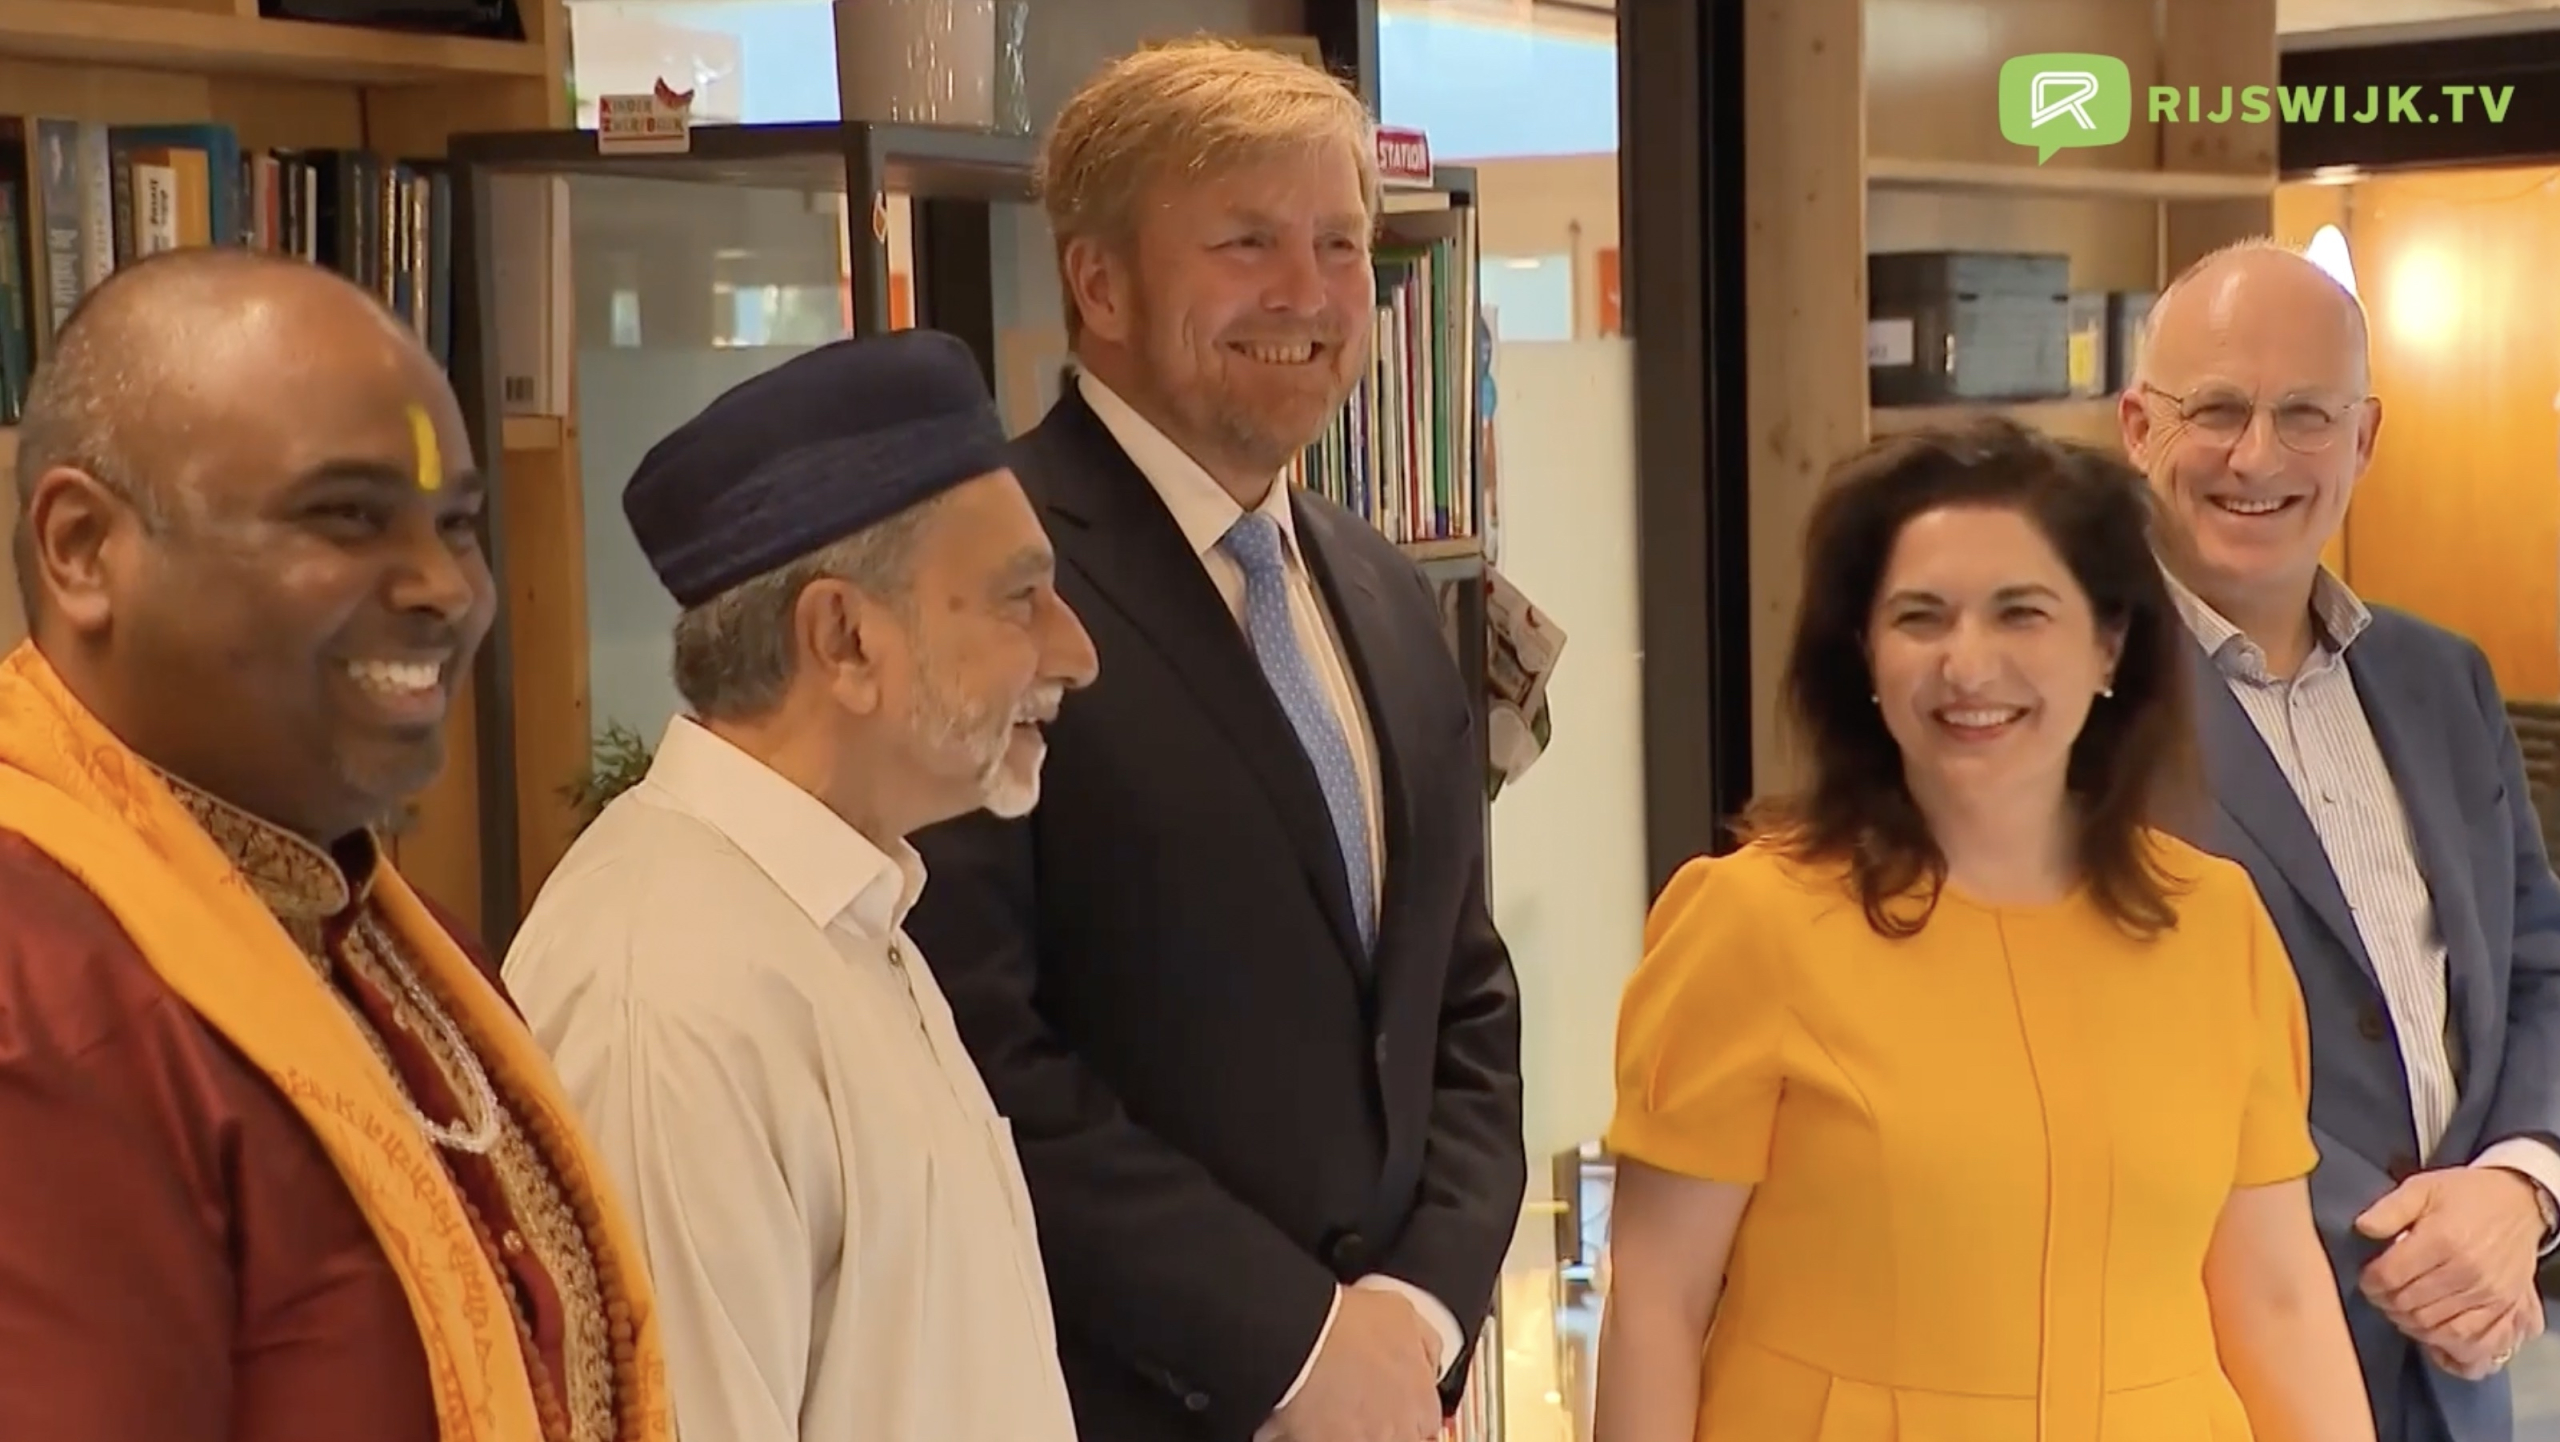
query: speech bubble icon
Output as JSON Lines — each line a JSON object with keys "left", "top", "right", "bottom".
{"left": 1999, "top": 53, "right": 2133, "bottom": 164}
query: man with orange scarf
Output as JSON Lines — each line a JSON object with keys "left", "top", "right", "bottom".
{"left": 0, "top": 247, "right": 674, "bottom": 1442}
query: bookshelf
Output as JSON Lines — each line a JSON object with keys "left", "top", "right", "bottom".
{"left": 1292, "top": 166, "right": 1489, "bottom": 556}
{"left": 1859, "top": 0, "right": 2279, "bottom": 444}
{"left": 0, "top": 0, "right": 540, "bottom": 79}
{"left": 0, "top": 0, "right": 570, "bottom": 932}
{"left": 1867, "top": 395, "right": 2125, "bottom": 449}
{"left": 1315, "top": 163, "right": 1501, "bottom": 1442}
{"left": 1865, "top": 154, "right": 2274, "bottom": 204}
{"left": 1294, "top": 163, "right": 1497, "bottom": 824}
{"left": 1742, "top": 0, "right": 2278, "bottom": 794}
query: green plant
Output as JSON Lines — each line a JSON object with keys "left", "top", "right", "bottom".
{"left": 563, "top": 720, "right": 656, "bottom": 835}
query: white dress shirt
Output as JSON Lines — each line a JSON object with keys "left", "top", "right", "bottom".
{"left": 1077, "top": 370, "right": 1468, "bottom": 1396}
{"left": 2169, "top": 569, "right": 2560, "bottom": 1226}
{"left": 501, "top": 716, "right": 1078, "bottom": 1442}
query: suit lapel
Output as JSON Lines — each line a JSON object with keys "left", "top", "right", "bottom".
{"left": 1295, "top": 502, "right": 1427, "bottom": 972}
{"left": 2347, "top": 635, "right": 2495, "bottom": 1104}
{"left": 2192, "top": 644, "right": 2381, "bottom": 989}
{"left": 1028, "top": 393, "right": 1370, "bottom": 973}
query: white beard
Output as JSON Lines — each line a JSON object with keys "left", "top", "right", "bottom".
{"left": 979, "top": 733, "right": 1044, "bottom": 818}
{"left": 908, "top": 652, "right": 1053, "bottom": 820}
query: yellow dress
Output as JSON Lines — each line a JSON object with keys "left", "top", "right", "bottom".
{"left": 1605, "top": 833, "right": 2317, "bottom": 1442}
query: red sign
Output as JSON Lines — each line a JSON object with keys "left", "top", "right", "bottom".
{"left": 1376, "top": 126, "right": 1433, "bottom": 188}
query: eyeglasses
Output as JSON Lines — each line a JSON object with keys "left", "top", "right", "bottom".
{"left": 2139, "top": 382, "right": 2370, "bottom": 454}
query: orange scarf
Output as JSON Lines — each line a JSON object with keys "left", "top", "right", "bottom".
{"left": 0, "top": 642, "right": 673, "bottom": 1441}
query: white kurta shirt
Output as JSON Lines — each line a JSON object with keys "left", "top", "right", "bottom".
{"left": 501, "top": 716, "right": 1077, "bottom": 1442}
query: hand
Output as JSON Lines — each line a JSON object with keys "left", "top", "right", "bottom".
{"left": 2354, "top": 1168, "right": 2547, "bottom": 1370}
{"left": 1257, "top": 1287, "right": 1443, "bottom": 1442}
{"left": 2420, "top": 1290, "right": 2544, "bottom": 1381}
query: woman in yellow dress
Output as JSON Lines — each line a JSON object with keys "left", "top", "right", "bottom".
{"left": 1593, "top": 421, "right": 2375, "bottom": 1442}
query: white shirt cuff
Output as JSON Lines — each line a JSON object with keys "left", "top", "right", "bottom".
{"left": 1353, "top": 1274, "right": 1466, "bottom": 1383}
{"left": 1274, "top": 1285, "right": 1343, "bottom": 1410}
{"left": 2473, "top": 1136, "right": 2560, "bottom": 1255}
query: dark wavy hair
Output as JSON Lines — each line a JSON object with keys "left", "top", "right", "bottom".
{"left": 1741, "top": 417, "right": 2201, "bottom": 939}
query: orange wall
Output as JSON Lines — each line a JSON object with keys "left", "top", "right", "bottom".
{"left": 2275, "top": 168, "right": 2560, "bottom": 702}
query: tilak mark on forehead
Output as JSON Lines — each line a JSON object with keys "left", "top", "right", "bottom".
{"left": 406, "top": 403, "right": 441, "bottom": 492}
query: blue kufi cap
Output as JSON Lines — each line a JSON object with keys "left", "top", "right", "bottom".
{"left": 622, "top": 328, "right": 1009, "bottom": 609}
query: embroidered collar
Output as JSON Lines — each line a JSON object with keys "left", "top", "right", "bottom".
{"left": 154, "top": 769, "right": 380, "bottom": 922}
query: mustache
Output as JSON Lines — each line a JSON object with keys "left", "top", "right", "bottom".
{"left": 1013, "top": 686, "right": 1067, "bottom": 726}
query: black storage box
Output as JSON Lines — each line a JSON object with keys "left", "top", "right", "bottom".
{"left": 1868, "top": 250, "right": 2074, "bottom": 407}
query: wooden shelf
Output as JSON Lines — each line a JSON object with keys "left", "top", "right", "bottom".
{"left": 1867, "top": 155, "right": 2274, "bottom": 202}
{"left": 501, "top": 414, "right": 565, "bottom": 452}
{"left": 450, "top": 119, "right": 1040, "bottom": 197}
{"left": 1398, "top": 536, "right": 1485, "bottom": 564}
{"left": 2, "top": 0, "right": 569, "bottom": 952}
{"left": 1871, "top": 397, "right": 2125, "bottom": 447}
{"left": 0, "top": 0, "right": 547, "bottom": 83}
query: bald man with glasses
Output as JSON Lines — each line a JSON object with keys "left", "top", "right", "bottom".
{"left": 2127, "top": 237, "right": 2560, "bottom": 1442}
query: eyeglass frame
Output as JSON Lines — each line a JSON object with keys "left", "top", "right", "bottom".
{"left": 2134, "top": 380, "right": 2375, "bottom": 455}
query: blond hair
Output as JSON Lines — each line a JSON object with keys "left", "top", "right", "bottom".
{"left": 1040, "top": 37, "right": 1380, "bottom": 340}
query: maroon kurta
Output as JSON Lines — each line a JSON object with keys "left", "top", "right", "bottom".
{"left": 0, "top": 779, "right": 621, "bottom": 1442}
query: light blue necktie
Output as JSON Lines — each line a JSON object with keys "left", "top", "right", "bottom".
{"left": 1220, "top": 511, "right": 1376, "bottom": 953}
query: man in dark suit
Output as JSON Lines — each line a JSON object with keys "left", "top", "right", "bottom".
{"left": 902, "top": 37, "right": 1526, "bottom": 1442}
{"left": 2128, "top": 237, "right": 2560, "bottom": 1442}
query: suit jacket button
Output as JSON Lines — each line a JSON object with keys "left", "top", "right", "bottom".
{"left": 1184, "top": 1391, "right": 1211, "bottom": 1413}
{"left": 2358, "top": 1006, "right": 2388, "bottom": 1042}
{"left": 2388, "top": 1154, "right": 2418, "bottom": 1182}
{"left": 1326, "top": 1230, "right": 1367, "bottom": 1271}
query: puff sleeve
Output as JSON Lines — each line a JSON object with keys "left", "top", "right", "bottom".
{"left": 2233, "top": 887, "right": 2321, "bottom": 1188}
{"left": 1603, "top": 851, "right": 1792, "bottom": 1184}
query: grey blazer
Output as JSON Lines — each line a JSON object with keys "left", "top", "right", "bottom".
{"left": 2184, "top": 605, "right": 2560, "bottom": 1442}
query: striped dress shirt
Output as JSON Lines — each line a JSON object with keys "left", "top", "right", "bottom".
{"left": 2169, "top": 568, "right": 2560, "bottom": 1220}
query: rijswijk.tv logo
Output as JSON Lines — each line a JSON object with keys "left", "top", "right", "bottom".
{"left": 1997, "top": 55, "right": 2133, "bottom": 163}
{"left": 1998, "top": 52, "right": 2516, "bottom": 163}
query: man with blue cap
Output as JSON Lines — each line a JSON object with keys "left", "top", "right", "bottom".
{"left": 502, "top": 327, "right": 1098, "bottom": 1442}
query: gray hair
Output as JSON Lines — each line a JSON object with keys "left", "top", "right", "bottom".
{"left": 668, "top": 495, "right": 947, "bottom": 721}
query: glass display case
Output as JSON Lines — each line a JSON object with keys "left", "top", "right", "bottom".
{"left": 443, "top": 118, "right": 1045, "bottom": 927}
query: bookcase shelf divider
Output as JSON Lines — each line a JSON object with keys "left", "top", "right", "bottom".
{"left": 0, "top": 0, "right": 566, "bottom": 933}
